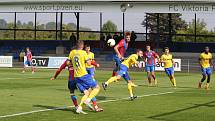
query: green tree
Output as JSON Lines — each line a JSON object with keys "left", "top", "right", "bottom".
{"left": 0, "top": 18, "right": 100, "bottom": 41}
{"left": 67, "top": 23, "right": 77, "bottom": 30}
{"left": 142, "top": 13, "right": 187, "bottom": 42}
{"left": 174, "top": 19, "right": 215, "bottom": 42}
{"left": 102, "top": 20, "right": 118, "bottom": 32}
{"left": 46, "top": 22, "right": 56, "bottom": 30}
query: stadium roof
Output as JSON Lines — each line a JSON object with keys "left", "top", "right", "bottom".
{"left": 0, "top": 0, "right": 215, "bottom": 3}
{"left": 1, "top": 0, "right": 215, "bottom": 13}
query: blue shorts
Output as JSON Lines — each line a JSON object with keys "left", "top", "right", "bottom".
{"left": 113, "top": 54, "right": 122, "bottom": 67}
{"left": 145, "top": 65, "right": 155, "bottom": 72}
{"left": 24, "top": 60, "right": 32, "bottom": 66}
{"left": 86, "top": 67, "right": 95, "bottom": 77}
{"left": 201, "top": 67, "right": 212, "bottom": 76}
{"left": 165, "top": 67, "right": 174, "bottom": 76}
{"left": 68, "top": 77, "right": 77, "bottom": 93}
{"left": 117, "top": 64, "right": 131, "bottom": 81}
{"left": 75, "top": 74, "right": 97, "bottom": 93}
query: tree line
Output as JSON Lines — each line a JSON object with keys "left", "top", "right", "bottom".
{"left": 1, "top": 13, "right": 215, "bottom": 42}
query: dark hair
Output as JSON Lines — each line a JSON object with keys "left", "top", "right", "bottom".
{"left": 125, "top": 32, "right": 131, "bottom": 36}
{"left": 84, "top": 44, "right": 90, "bottom": 48}
{"left": 164, "top": 47, "right": 169, "bottom": 50}
{"left": 205, "top": 46, "right": 209, "bottom": 49}
{"left": 136, "top": 49, "right": 142, "bottom": 53}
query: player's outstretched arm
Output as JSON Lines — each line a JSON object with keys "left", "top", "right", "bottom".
{"left": 172, "top": 59, "right": 176, "bottom": 66}
{"left": 50, "top": 69, "right": 61, "bottom": 80}
{"left": 91, "top": 60, "right": 100, "bottom": 67}
{"left": 209, "top": 58, "right": 214, "bottom": 69}
{"left": 50, "top": 77, "right": 55, "bottom": 80}
{"left": 50, "top": 61, "right": 67, "bottom": 80}
{"left": 114, "top": 45, "right": 122, "bottom": 59}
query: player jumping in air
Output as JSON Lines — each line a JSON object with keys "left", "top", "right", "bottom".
{"left": 22, "top": 47, "right": 35, "bottom": 74}
{"left": 68, "top": 40, "right": 101, "bottom": 114}
{"left": 160, "top": 47, "right": 176, "bottom": 87}
{"left": 102, "top": 49, "right": 143, "bottom": 100}
{"left": 112, "top": 32, "right": 131, "bottom": 77}
{"left": 143, "top": 45, "right": 159, "bottom": 86}
{"left": 198, "top": 47, "right": 214, "bottom": 91}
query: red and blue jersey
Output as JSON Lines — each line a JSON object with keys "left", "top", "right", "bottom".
{"left": 116, "top": 39, "right": 128, "bottom": 57}
{"left": 54, "top": 60, "right": 74, "bottom": 81}
{"left": 26, "top": 51, "right": 32, "bottom": 61}
{"left": 144, "top": 51, "right": 158, "bottom": 66}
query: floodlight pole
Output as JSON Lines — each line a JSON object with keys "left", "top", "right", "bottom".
{"left": 55, "top": 12, "right": 58, "bottom": 40}
{"left": 121, "top": 3, "right": 126, "bottom": 37}
{"left": 14, "top": 12, "right": 16, "bottom": 40}
{"left": 120, "top": 3, "right": 133, "bottom": 37}
{"left": 60, "top": 12, "right": 63, "bottom": 40}
{"left": 75, "top": 12, "right": 80, "bottom": 40}
{"left": 100, "top": 12, "right": 102, "bottom": 33}
{"left": 123, "top": 12, "right": 125, "bottom": 35}
{"left": 194, "top": 13, "right": 197, "bottom": 42}
{"left": 146, "top": 13, "right": 148, "bottom": 41}
{"left": 168, "top": 13, "right": 172, "bottom": 42}
{"left": 34, "top": 12, "right": 37, "bottom": 40}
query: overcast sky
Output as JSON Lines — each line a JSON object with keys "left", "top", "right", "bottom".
{"left": 1, "top": 12, "right": 215, "bottom": 32}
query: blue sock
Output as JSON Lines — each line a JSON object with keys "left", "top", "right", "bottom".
{"left": 91, "top": 97, "right": 97, "bottom": 102}
{"left": 71, "top": 95, "right": 77, "bottom": 101}
{"left": 71, "top": 95, "right": 78, "bottom": 106}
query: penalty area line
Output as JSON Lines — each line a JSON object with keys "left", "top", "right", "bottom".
{"left": 0, "top": 91, "right": 174, "bottom": 119}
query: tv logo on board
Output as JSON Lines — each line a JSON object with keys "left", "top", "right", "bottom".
{"left": 31, "top": 58, "right": 49, "bottom": 67}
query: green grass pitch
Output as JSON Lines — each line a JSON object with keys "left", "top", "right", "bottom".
{"left": 0, "top": 68, "right": 214, "bottom": 121}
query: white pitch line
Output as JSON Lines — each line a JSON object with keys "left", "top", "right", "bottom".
{"left": 0, "top": 91, "right": 174, "bottom": 119}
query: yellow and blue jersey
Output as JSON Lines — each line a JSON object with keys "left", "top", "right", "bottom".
{"left": 161, "top": 54, "right": 173, "bottom": 68}
{"left": 86, "top": 52, "right": 94, "bottom": 68}
{"left": 199, "top": 52, "right": 212, "bottom": 68}
{"left": 121, "top": 54, "right": 138, "bottom": 68}
{"left": 68, "top": 50, "right": 89, "bottom": 77}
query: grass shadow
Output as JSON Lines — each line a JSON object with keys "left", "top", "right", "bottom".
{"left": 33, "top": 104, "right": 75, "bottom": 113}
{"left": 55, "top": 88, "right": 68, "bottom": 92}
{"left": 148, "top": 100, "right": 215, "bottom": 120}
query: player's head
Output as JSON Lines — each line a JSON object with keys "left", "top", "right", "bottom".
{"left": 146, "top": 45, "right": 151, "bottom": 51}
{"left": 205, "top": 46, "right": 209, "bottom": 53}
{"left": 136, "top": 49, "right": 143, "bottom": 58}
{"left": 125, "top": 32, "right": 131, "bottom": 42}
{"left": 26, "top": 47, "right": 30, "bottom": 52}
{"left": 85, "top": 44, "right": 91, "bottom": 53}
{"left": 164, "top": 47, "right": 169, "bottom": 54}
{"left": 76, "top": 40, "right": 84, "bottom": 50}
{"left": 66, "top": 59, "right": 72, "bottom": 66}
